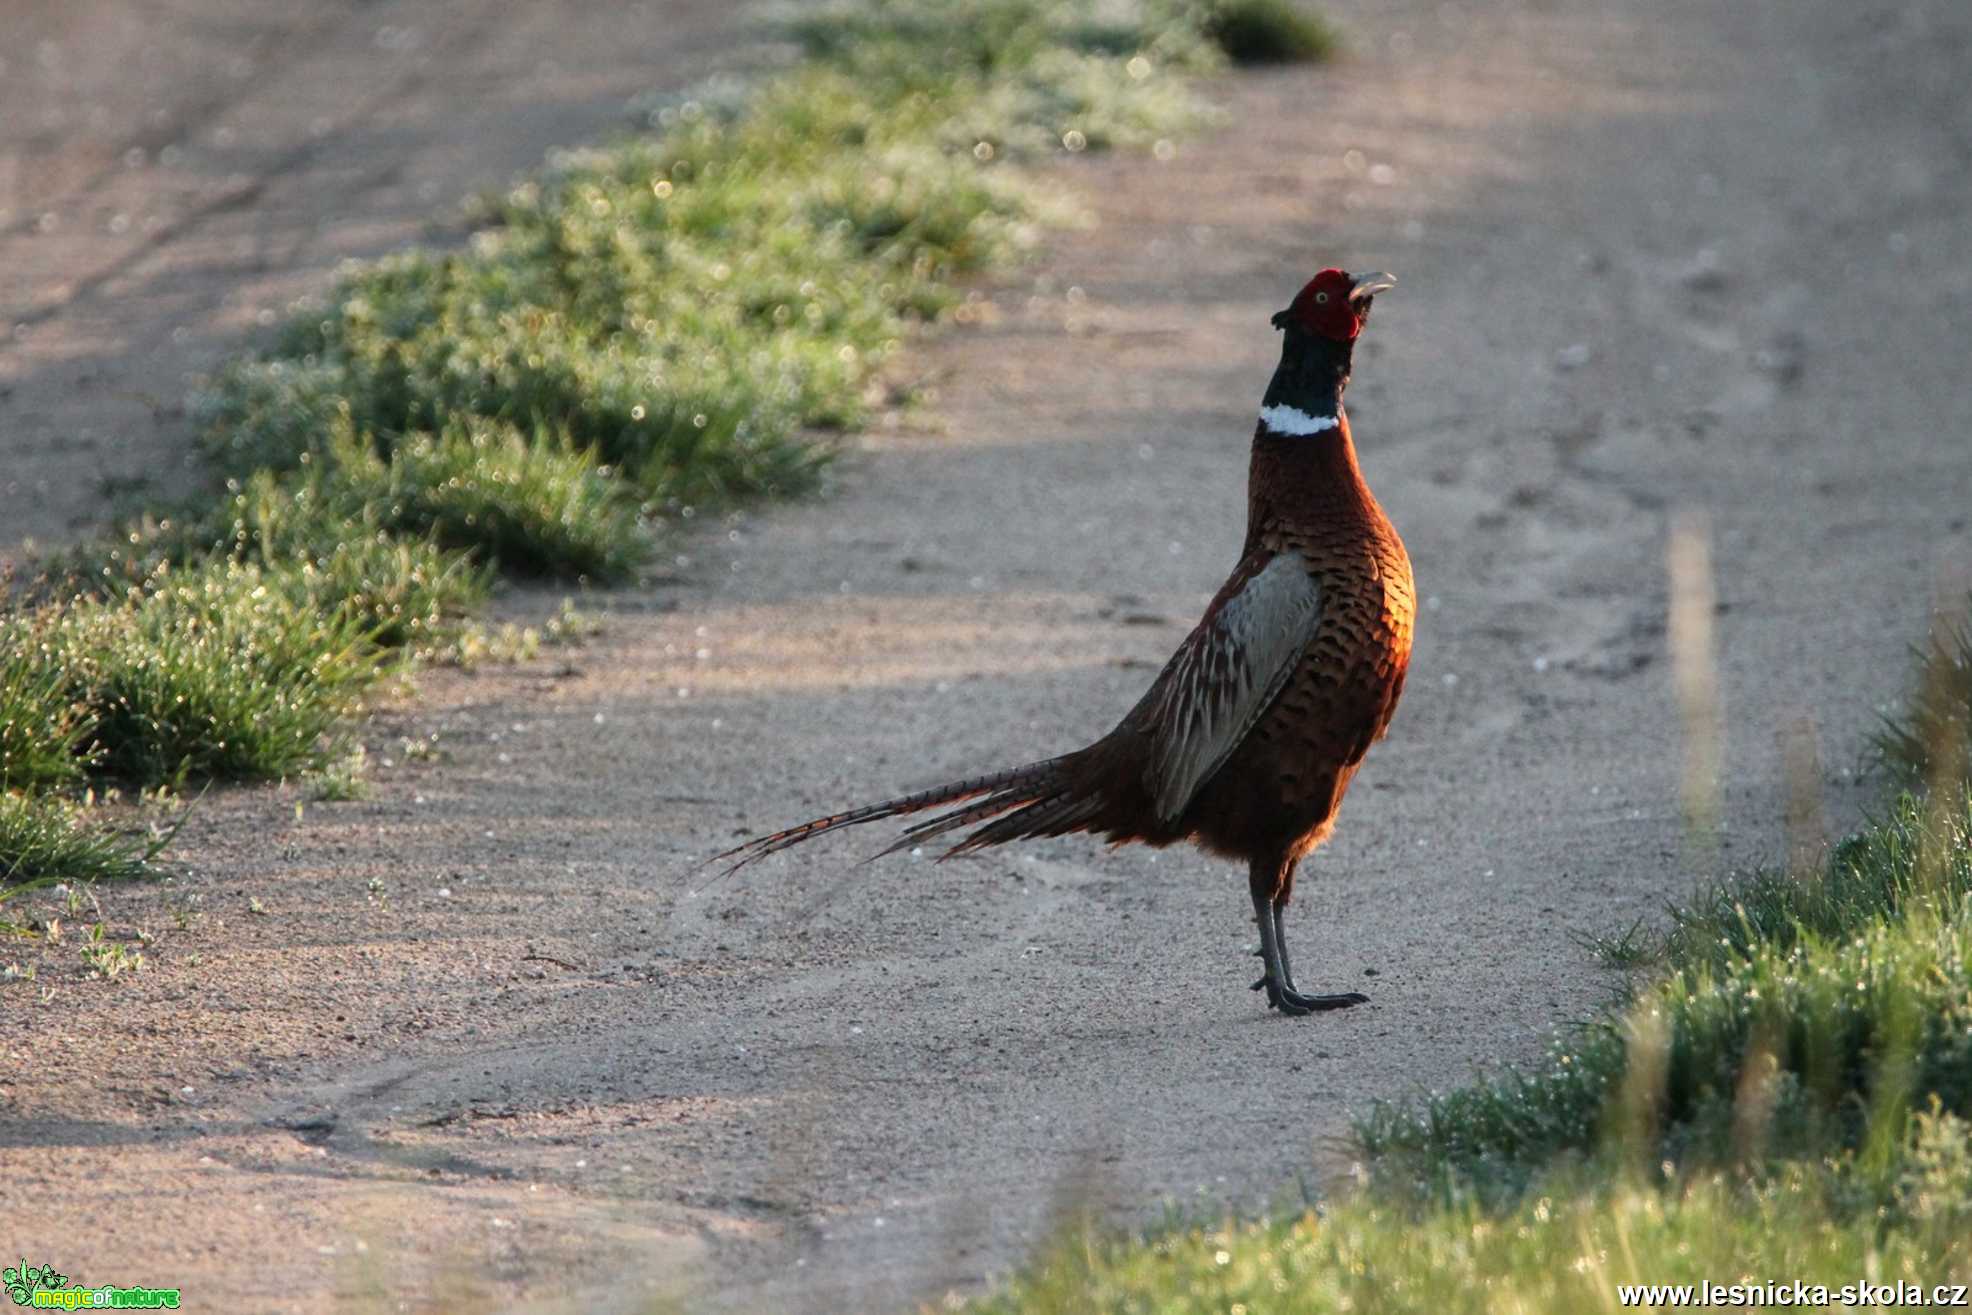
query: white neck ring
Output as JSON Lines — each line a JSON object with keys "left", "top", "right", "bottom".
{"left": 1258, "top": 403, "right": 1339, "bottom": 437}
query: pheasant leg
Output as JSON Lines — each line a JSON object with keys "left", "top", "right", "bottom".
{"left": 1250, "top": 891, "right": 1368, "bottom": 1014}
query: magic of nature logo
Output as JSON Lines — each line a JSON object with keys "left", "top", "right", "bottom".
{"left": 4, "top": 1260, "right": 180, "bottom": 1310}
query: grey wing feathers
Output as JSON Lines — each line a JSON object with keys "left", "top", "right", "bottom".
{"left": 1142, "top": 552, "right": 1322, "bottom": 821}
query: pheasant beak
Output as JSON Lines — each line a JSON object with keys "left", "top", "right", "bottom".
{"left": 1348, "top": 271, "right": 1396, "bottom": 303}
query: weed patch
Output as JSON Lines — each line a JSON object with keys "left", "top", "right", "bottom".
{"left": 0, "top": 793, "right": 166, "bottom": 892}
{"left": 49, "top": 563, "right": 382, "bottom": 786}
{"left": 1877, "top": 604, "right": 1972, "bottom": 791}
{"left": 966, "top": 1164, "right": 1971, "bottom": 1314}
{"left": 0, "top": 614, "right": 95, "bottom": 792}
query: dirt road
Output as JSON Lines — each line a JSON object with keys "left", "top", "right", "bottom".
{"left": 6, "top": 0, "right": 1971, "bottom": 1310}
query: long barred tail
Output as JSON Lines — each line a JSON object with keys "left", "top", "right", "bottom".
{"left": 708, "top": 752, "right": 1085, "bottom": 875}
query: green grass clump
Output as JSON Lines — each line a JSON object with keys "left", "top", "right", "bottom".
{"left": 1876, "top": 603, "right": 1972, "bottom": 790}
{"left": 1355, "top": 791, "right": 1972, "bottom": 1201}
{"left": 0, "top": 615, "right": 94, "bottom": 791}
{"left": 1192, "top": 0, "right": 1337, "bottom": 65}
{"left": 325, "top": 421, "right": 648, "bottom": 581}
{"left": 968, "top": 1158, "right": 1971, "bottom": 1314}
{"left": 0, "top": 792, "right": 164, "bottom": 891}
{"left": 787, "top": 0, "right": 1225, "bottom": 156}
{"left": 270, "top": 529, "right": 491, "bottom": 651}
{"left": 1660, "top": 798, "right": 1972, "bottom": 974}
{"left": 192, "top": 357, "right": 354, "bottom": 478}
{"left": 66, "top": 467, "right": 495, "bottom": 647}
{"left": 194, "top": 488, "right": 492, "bottom": 648}
{"left": 84, "top": 421, "right": 629, "bottom": 594}
{"left": 48, "top": 563, "right": 383, "bottom": 785}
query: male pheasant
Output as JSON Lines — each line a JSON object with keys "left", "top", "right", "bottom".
{"left": 717, "top": 268, "right": 1415, "bottom": 1016}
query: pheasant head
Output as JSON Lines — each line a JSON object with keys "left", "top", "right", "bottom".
{"left": 1260, "top": 269, "right": 1396, "bottom": 433}
{"left": 1271, "top": 268, "right": 1396, "bottom": 342}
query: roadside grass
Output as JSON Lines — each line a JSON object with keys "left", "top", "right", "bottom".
{"left": 1876, "top": 605, "right": 1971, "bottom": 791}
{"left": 1569, "top": 913, "right": 1656, "bottom": 969}
{"left": 0, "top": 793, "right": 169, "bottom": 893}
{"left": 66, "top": 473, "right": 495, "bottom": 648}
{"left": 124, "top": 418, "right": 649, "bottom": 586}
{"left": 970, "top": 1155, "right": 1972, "bottom": 1314}
{"left": 2, "top": 558, "right": 388, "bottom": 892}
{"left": 438, "top": 595, "right": 605, "bottom": 672}
{"left": 1, "top": 615, "right": 95, "bottom": 792}
{"left": 1352, "top": 791, "right": 1972, "bottom": 1202}
{"left": 6, "top": 0, "right": 1326, "bottom": 889}
{"left": 966, "top": 607, "right": 1972, "bottom": 1309}
{"left": 52, "top": 563, "right": 384, "bottom": 786}
{"left": 330, "top": 422, "right": 648, "bottom": 581}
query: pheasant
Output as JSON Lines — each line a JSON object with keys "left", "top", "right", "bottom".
{"left": 717, "top": 268, "right": 1415, "bottom": 1016}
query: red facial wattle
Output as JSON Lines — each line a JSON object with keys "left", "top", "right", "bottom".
{"left": 1289, "top": 268, "right": 1364, "bottom": 341}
